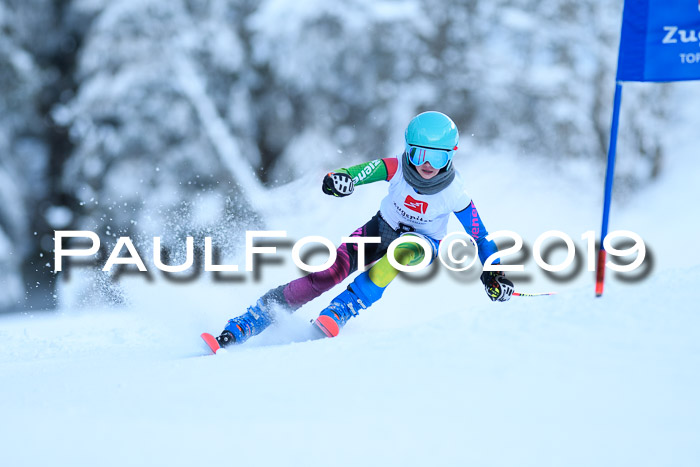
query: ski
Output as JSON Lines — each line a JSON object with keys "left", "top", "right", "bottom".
{"left": 201, "top": 332, "right": 221, "bottom": 354}
{"left": 313, "top": 316, "right": 339, "bottom": 338}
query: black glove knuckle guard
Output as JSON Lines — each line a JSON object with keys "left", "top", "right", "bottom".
{"left": 322, "top": 172, "right": 354, "bottom": 197}
{"left": 480, "top": 270, "right": 512, "bottom": 302}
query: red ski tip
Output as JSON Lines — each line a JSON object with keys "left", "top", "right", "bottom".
{"left": 201, "top": 332, "right": 221, "bottom": 354}
{"left": 313, "top": 315, "right": 339, "bottom": 338}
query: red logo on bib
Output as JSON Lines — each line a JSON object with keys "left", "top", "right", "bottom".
{"left": 404, "top": 195, "right": 428, "bottom": 214}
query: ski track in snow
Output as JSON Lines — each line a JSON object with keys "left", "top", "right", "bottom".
{"left": 2, "top": 275, "right": 700, "bottom": 466}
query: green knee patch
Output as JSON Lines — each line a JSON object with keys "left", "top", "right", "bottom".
{"left": 393, "top": 236, "right": 426, "bottom": 266}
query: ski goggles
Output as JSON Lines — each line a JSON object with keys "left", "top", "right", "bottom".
{"left": 406, "top": 144, "right": 455, "bottom": 170}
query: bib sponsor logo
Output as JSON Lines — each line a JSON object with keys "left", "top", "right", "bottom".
{"left": 404, "top": 195, "right": 428, "bottom": 214}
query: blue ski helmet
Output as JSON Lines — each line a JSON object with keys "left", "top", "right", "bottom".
{"left": 404, "top": 111, "right": 459, "bottom": 170}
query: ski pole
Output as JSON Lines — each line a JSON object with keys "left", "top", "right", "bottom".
{"left": 513, "top": 291, "right": 557, "bottom": 297}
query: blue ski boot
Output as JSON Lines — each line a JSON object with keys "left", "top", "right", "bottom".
{"left": 217, "top": 299, "right": 273, "bottom": 347}
{"left": 314, "top": 288, "right": 362, "bottom": 338}
{"left": 314, "top": 272, "right": 385, "bottom": 338}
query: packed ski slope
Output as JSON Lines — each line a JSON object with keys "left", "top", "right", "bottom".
{"left": 2, "top": 90, "right": 700, "bottom": 466}
{"left": 2, "top": 272, "right": 699, "bottom": 467}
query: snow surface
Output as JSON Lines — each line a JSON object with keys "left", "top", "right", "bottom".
{"left": 3, "top": 93, "right": 700, "bottom": 467}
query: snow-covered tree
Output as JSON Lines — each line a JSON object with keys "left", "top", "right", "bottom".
{"left": 249, "top": 0, "right": 668, "bottom": 186}
{"left": 0, "top": 0, "right": 678, "bottom": 311}
{"left": 0, "top": 1, "right": 53, "bottom": 311}
{"left": 56, "top": 0, "right": 268, "bottom": 253}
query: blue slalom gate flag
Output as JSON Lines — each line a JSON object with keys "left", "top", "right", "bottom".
{"left": 597, "top": 1, "right": 700, "bottom": 296}
{"left": 617, "top": 0, "right": 700, "bottom": 81}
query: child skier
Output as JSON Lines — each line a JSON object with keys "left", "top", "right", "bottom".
{"left": 214, "top": 111, "right": 514, "bottom": 347}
